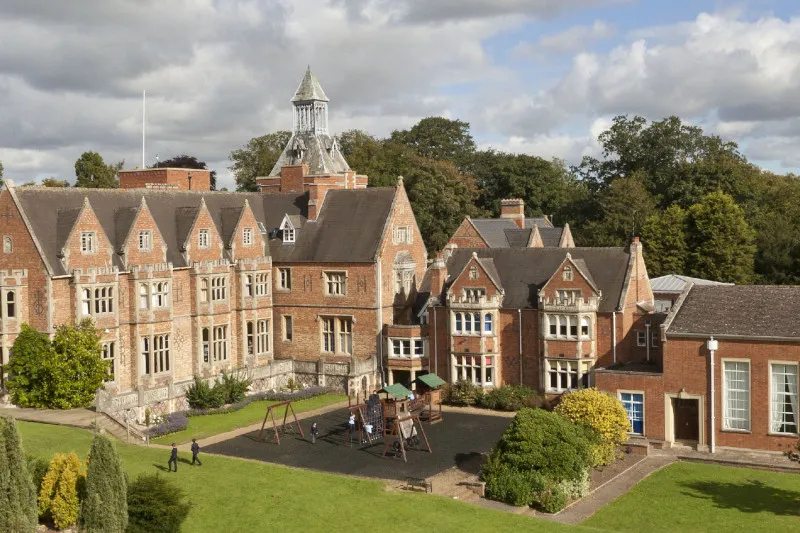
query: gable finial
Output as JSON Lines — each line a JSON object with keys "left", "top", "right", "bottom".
{"left": 565, "top": 252, "right": 572, "bottom": 260}
{"left": 472, "top": 251, "right": 478, "bottom": 259}
{"left": 397, "top": 175, "right": 404, "bottom": 186}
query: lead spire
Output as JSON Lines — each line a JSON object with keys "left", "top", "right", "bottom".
{"left": 291, "top": 66, "right": 329, "bottom": 103}
{"left": 291, "top": 66, "right": 329, "bottom": 135}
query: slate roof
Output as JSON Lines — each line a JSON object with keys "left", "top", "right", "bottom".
{"left": 13, "top": 185, "right": 398, "bottom": 275}
{"left": 667, "top": 285, "right": 800, "bottom": 338}
{"left": 291, "top": 67, "right": 329, "bottom": 102}
{"left": 470, "top": 218, "right": 563, "bottom": 248}
{"left": 266, "top": 188, "right": 396, "bottom": 263}
{"left": 651, "top": 274, "right": 732, "bottom": 293}
{"left": 267, "top": 132, "right": 351, "bottom": 177}
{"left": 444, "top": 248, "right": 631, "bottom": 312}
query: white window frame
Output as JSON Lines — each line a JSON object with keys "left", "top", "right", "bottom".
{"left": 278, "top": 268, "right": 291, "bottom": 291}
{"left": 393, "top": 226, "right": 411, "bottom": 244}
{"left": 81, "top": 285, "right": 114, "bottom": 316}
{"left": 80, "top": 231, "right": 96, "bottom": 254}
{"left": 200, "top": 278, "right": 209, "bottom": 303}
{"left": 546, "top": 359, "right": 592, "bottom": 393}
{"left": 257, "top": 318, "right": 270, "bottom": 355}
{"left": 280, "top": 217, "right": 296, "bottom": 244}
{"left": 453, "top": 311, "right": 482, "bottom": 335}
{"left": 138, "top": 230, "right": 152, "bottom": 252}
{"left": 324, "top": 271, "right": 347, "bottom": 296}
{"left": 244, "top": 274, "right": 253, "bottom": 298}
{"left": 198, "top": 228, "right": 210, "bottom": 249}
{"left": 453, "top": 355, "right": 495, "bottom": 387}
{"left": 212, "top": 325, "right": 228, "bottom": 362}
{"left": 255, "top": 272, "right": 269, "bottom": 296}
{"left": 394, "top": 268, "right": 414, "bottom": 295}
{"left": 101, "top": 341, "right": 115, "bottom": 382}
{"left": 770, "top": 361, "right": 799, "bottom": 436}
{"left": 619, "top": 390, "right": 645, "bottom": 436}
{"left": 5, "top": 290, "right": 16, "bottom": 319}
{"left": 243, "top": 227, "right": 253, "bottom": 246}
{"left": 636, "top": 330, "right": 647, "bottom": 347}
{"left": 211, "top": 275, "right": 227, "bottom": 302}
{"left": 283, "top": 315, "right": 293, "bottom": 342}
{"left": 141, "top": 334, "right": 170, "bottom": 376}
{"left": 463, "top": 287, "right": 486, "bottom": 302}
{"left": 546, "top": 315, "right": 579, "bottom": 340}
{"left": 3, "top": 236, "right": 12, "bottom": 254}
{"left": 562, "top": 266, "right": 573, "bottom": 281}
{"left": 722, "top": 359, "right": 750, "bottom": 432}
{"left": 320, "top": 316, "right": 353, "bottom": 355}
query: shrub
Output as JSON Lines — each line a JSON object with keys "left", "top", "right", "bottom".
{"left": 81, "top": 435, "right": 128, "bottom": 533}
{"left": 215, "top": 370, "right": 251, "bottom": 404}
{"left": 127, "top": 474, "right": 191, "bottom": 533}
{"left": 26, "top": 454, "right": 50, "bottom": 496}
{"left": 185, "top": 377, "right": 225, "bottom": 409}
{"left": 482, "top": 453, "right": 543, "bottom": 507}
{"left": 490, "top": 408, "right": 593, "bottom": 482}
{"left": 0, "top": 417, "right": 38, "bottom": 533}
{"left": 479, "top": 385, "right": 540, "bottom": 411}
{"left": 8, "top": 321, "right": 108, "bottom": 409}
{"left": 536, "top": 479, "right": 569, "bottom": 514}
{"left": 555, "top": 388, "right": 630, "bottom": 466}
{"left": 442, "top": 379, "right": 483, "bottom": 406}
{"left": 146, "top": 412, "right": 189, "bottom": 439}
{"left": 38, "top": 452, "right": 85, "bottom": 530}
{"left": 557, "top": 469, "right": 590, "bottom": 501}
{"left": 184, "top": 386, "right": 333, "bottom": 417}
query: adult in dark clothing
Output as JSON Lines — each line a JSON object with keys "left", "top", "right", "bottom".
{"left": 168, "top": 443, "right": 178, "bottom": 472}
{"left": 311, "top": 422, "right": 318, "bottom": 444}
{"left": 192, "top": 439, "right": 203, "bottom": 466}
{"left": 191, "top": 438, "right": 202, "bottom": 465}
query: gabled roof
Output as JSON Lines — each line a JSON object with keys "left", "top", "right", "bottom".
{"left": 268, "top": 132, "right": 351, "bottom": 177}
{"left": 443, "top": 248, "right": 630, "bottom": 312}
{"left": 267, "top": 187, "right": 397, "bottom": 263}
{"left": 220, "top": 206, "right": 245, "bottom": 248}
{"left": 570, "top": 257, "right": 599, "bottom": 294}
{"left": 469, "top": 218, "right": 565, "bottom": 248}
{"left": 667, "top": 285, "right": 800, "bottom": 339}
{"left": 651, "top": 274, "right": 732, "bottom": 293}
{"left": 291, "top": 66, "right": 329, "bottom": 102}
{"left": 14, "top": 188, "right": 270, "bottom": 275}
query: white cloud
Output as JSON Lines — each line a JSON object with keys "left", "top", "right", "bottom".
{"left": 514, "top": 20, "right": 615, "bottom": 56}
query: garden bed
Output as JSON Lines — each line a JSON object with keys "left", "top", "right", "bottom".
{"left": 587, "top": 450, "right": 645, "bottom": 492}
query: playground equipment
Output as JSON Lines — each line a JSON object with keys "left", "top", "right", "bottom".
{"left": 414, "top": 373, "right": 446, "bottom": 424}
{"left": 257, "top": 400, "right": 304, "bottom": 444}
{"left": 382, "top": 414, "right": 431, "bottom": 462}
{"left": 349, "top": 393, "right": 386, "bottom": 445}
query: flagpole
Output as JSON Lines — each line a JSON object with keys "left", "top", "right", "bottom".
{"left": 142, "top": 90, "right": 146, "bottom": 168}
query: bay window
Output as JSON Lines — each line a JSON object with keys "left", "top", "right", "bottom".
{"left": 546, "top": 359, "right": 592, "bottom": 393}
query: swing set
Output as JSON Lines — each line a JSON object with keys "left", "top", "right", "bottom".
{"left": 257, "top": 400, "right": 304, "bottom": 445}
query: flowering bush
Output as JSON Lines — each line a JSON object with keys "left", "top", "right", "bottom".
{"left": 146, "top": 412, "right": 189, "bottom": 439}
{"left": 479, "top": 385, "right": 541, "bottom": 411}
{"left": 555, "top": 388, "right": 630, "bottom": 466}
{"left": 441, "top": 380, "right": 483, "bottom": 406}
{"left": 38, "top": 452, "right": 85, "bottom": 530}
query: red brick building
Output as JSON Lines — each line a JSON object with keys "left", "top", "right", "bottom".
{"left": 447, "top": 198, "right": 575, "bottom": 249}
{"left": 119, "top": 168, "right": 212, "bottom": 191}
{"left": 596, "top": 284, "right": 800, "bottom": 454}
{"left": 383, "top": 238, "right": 656, "bottom": 393}
{"left": 0, "top": 68, "right": 427, "bottom": 420}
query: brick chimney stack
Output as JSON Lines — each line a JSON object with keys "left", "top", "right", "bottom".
{"left": 500, "top": 198, "right": 525, "bottom": 228}
{"left": 429, "top": 253, "right": 448, "bottom": 298}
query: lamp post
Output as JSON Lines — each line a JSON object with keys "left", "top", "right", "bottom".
{"left": 707, "top": 336, "right": 719, "bottom": 453}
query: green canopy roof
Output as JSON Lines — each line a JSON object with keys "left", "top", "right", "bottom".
{"left": 379, "top": 383, "right": 412, "bottom": 398}
{"left": 416, "top": 373, "right": 446, "bottom": 388}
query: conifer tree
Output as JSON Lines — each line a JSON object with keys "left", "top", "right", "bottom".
{"left": 80, "top": 435, "right": 128, "bottom": 533}
{"left": 0, "top": 417, "right": 38, "bottom": 532}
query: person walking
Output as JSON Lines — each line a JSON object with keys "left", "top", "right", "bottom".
{"left": 348, "top": 413, "right": 356, "bottom": 446}
{"left": 311, "top": 422, "right": 319, "bottom": 444}
{"left": 191, "top": 438, "right": 202, "bottom": 466}
{"left": 168, "top": 443, "right": 178, "bottom": 472}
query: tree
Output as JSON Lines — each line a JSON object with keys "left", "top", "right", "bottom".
{"left": 126, "top": 474, "right": 191, "bottom": 533}
{"left": 0, "top": 160, "right": 4, "bottom": 178}
{"left": 38, "top": 452, "right": 84, "bottom": 530}
{"left": 0, "top": 417, "right": 38, "bottom": 533}
{"left": 580, "top": 174, "right": 656, "bottom": 246}
{"left": 74, "top": 151, "right": 119, "bottom": 189}
{"left": 390, "top": 117, "right": 476, "bottom": 172}
{"left": 155, "top": 154, "right": 217, "bottom": 191}
{"left": 554, "top": 388, "right": 630, "bottom": 466}
{"left": 403, "top": 154, "right": 482, "bottom": 252}
{"left": 80, "top": 435, "right": 127, "bottom": 533}
{"left": 40, "top": 177, "right": 70, "bottom": 187}
{"left": 641, "top": 204, "right": 689, "bottom": 277}
{"left": 229, "top": 131, "right": 291, "bottom": 191}
{"left": 686, "top": 191, "right": 756, "bottom": 283}
{"left": 8, "top": 320, "right": 108, "bottom": 409}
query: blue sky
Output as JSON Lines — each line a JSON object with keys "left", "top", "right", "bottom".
{"left": 0, "top": 0, "right": 799, "bottom": 188}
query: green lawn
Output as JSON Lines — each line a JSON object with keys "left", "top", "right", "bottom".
{"left": 152, "top": 393, "right": 347, "bottom": 444}
{"left": 584, "top": 461, "right": 800, "bottom": 532}
{"left": 18, "top": 422, "right": 587, "bottom": 533}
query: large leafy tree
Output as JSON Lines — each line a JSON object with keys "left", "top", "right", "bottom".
{"left": 41, "top": 177, "right": 70, "bottom": 187}
{"left": 80, "top": 435, "right": 128, "bottom": 533}
{"left": 0, "top": 417, "right": 38, "bottom": 533}
{"left": 8, "top": 320, "right": 108, "bottom": 409}
{"left": 74, "top": 151, "right": 121, "bottom": 189}
{"left": 390, "top": 117, "right": 476, "bottom": 172}
{"left": 641, "top": 204, "right": 689, "bottom": 277}
{"left": 403, "top": 154, "right": 481, "bottom": 252}
{"left": 686, "top": 191, "right": 756, "bottom": 283}
{"left": 580, "top": 174, "right": 656, "bottom": 247}
{"left": 229, "top": 131, "right": 291, "bottom": 191}
{"left": 155, "top": 154, "right": 217, "bottom": 190}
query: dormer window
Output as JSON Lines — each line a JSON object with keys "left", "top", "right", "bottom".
{"left": 562, "top": 266, "right": 573, "bottom": 281}
{"left": 243, "top": 228, "right": 253, "bottom": 246}
{"left": 138, "top": 230, "right": 152, "bottom": 252}
{"left": 257, "top": 222, "right": 267, "bottom": 235}
{"left": 279, "top": 216, "right": 296, "bottom": 244}
{"left": 81, "top": 231, "right": 96, "bottom": 254}
{"left": 469, "top": 266, "right": 479, "bottom": 280}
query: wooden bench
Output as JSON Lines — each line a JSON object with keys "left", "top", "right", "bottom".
{"left": 406, "top": 477, "right": 432, "bottom": 494}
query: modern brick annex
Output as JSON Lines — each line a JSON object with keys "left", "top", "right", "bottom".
{"left": 0, "top": 67, "right": 427, "bottom": 421}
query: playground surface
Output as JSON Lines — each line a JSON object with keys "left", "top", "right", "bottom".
{"left": 203, "top": 406, "right": 512, "bottom": 480}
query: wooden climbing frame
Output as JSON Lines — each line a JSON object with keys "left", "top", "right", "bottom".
{"left": 257, "top": 400, "right": 305, "bottom": 445}
{"left": 381, "top": 415, "right": 431, "bottom": 463}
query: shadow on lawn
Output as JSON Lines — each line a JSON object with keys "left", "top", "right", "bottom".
{"left": 681, "top": 479, "right": 800, "bottom": 516}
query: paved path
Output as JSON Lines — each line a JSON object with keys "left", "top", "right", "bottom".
{"left": 0, "top": 405, "right": 100, "bottom": 428}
